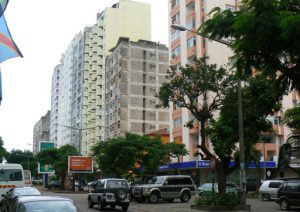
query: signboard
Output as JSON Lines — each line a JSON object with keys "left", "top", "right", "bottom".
{"left": 39, "top": 141, "right": 55, "bottom": 151}
{"left": 38, "top": 163, "right": 55, "bottom": 174}
{"left": 38, "top": 141, "right": 55, "bottom": 174}
{"left": 68, "top": 156, "right": 93, "bottom": 173}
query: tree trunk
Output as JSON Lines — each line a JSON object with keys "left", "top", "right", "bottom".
{"left": 216, "top": 160, "right": 226, "bottom": 195}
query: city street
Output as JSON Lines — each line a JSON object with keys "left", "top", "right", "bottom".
{"left": 40, "top": 189, "right": 300, "bottom": 212}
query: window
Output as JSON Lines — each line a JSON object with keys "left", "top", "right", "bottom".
{"left": 187, "top": 37, "right": 196, "bottom": 49}
{"left": 172, "top": 46, "right": 181, "bottom": 57}
{"left": 171, "top": 13, "right": 180, "bottom": 24}
{"left": 171, "top": 30, "right": 180, "bottom": 42}
{"left": 186, "top": 19, "right": 195, "bottom": 29}
{"left": 186, "top": 2, "right": 195, "bottom": 13}
{"left": 174, "top": 118, "right": 182, "bottom": 128}
{"left": 269, "top": 182, "right": 282, "bottom": 188}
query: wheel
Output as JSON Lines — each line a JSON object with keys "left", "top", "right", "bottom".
{"left": 98, "top": 199, "right": 105, "bottom": 211}
{"left": 88, "top": 198, "right": 94, "bottom": 208}
{"left": 115, "top": 188, "right": 128, "bottom": 201}
{"left": 148, "top": 192, "right": 159, "bottom": 203}
{"left": 262, "top": 193, "right": 270, "bottom": 201}
{"left": 180, "top": 191, "right": 190, "bottom": 202}
{"left": 121, "top": 203, "right": 129, "bottom": 211}
{"left": 280, "top": 199, "right": 289, "bottom": 211}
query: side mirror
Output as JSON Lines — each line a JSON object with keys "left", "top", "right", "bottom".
{"left": 1, "top": 194, "right": 6, "bottom": 197}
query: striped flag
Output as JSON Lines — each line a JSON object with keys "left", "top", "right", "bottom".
{"left": 0, "top": 14, "right": 22, "bottom": 63}
{"left": 0, "top": 0, "right": 8, "bottom": 17}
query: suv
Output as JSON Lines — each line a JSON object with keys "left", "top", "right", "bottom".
{"left": 87, "top": 178, "right": 130, "bottom": 211}
{"left": 259, "top": 179, "right": 285, "bottom": 201}
{"left": 275, "top": 180, "right": 300, "bottom": 211}
{"left": 133, "top": 175, "right": 196, "bottom": 203}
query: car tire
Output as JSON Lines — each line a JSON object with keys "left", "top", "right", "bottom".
{"left": 88, "top": 197, "right": 94, "bottom": 208}
{"left": 121, "top": 203, "right": 129, "bottom": 211}
{"left": 280, "top": 199, "right": 289, "bottom": 211}
{"left": 98, "top": 199, "right": 105, "bottom": 211}
{"left": 149, "top": 192, "right": 159, "bottom": 203}
{"left": 180, "top": 191, "right": 190, "bottom": 202}
{"left": 262, "top": 193, "right": 270, "bottom": 201}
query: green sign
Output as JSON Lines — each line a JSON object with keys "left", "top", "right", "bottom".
{"left": 39, "top": 141, "right": 55, "bottom": 151}
{"left": 38, "top": 141, "right": 55, "bottom": 174}
{"left": 38, "top": 163, "right": 55, "bottom": 174}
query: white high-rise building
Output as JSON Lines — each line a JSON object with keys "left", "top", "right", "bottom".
{"left": 81, "top": 0, "right": 151, "bottom": 155}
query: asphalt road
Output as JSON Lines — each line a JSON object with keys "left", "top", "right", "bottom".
{"left": 39, "top": 188, "right": 300, "bottom": 212}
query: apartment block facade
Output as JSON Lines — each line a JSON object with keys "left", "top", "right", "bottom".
{"left": 169, "top": 0, "right": 238, "bottom": 162}
{"left": 33, "top": 110, "right": 50, "bottom": 154}
{"left": 49, "top": 32, "right": 85, "bottom": 150}
{"left": 104, "top": 38, "right": 170, "bottom": 140}
{"left": 81, "top": 0, "right": 151, "bottom": 155}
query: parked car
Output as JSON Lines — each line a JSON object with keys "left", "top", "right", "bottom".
{"left": 45, "top": 180, "right": 62, "bottom": 189}
{"left": 0, "top": 187, "right": 41, "bottom": 212}
{"left": 127, "top": 175, "right": 153, "bottom": 201}
{"left": 8, "top": 196, "right": 80, "bottom": 212}
{"left": 197, "top": 182, "right": 239, "bottom": 196}
{"left": 259, "top": 179, "right": 285, "bottom": 201}
{"left": 133, "top": 175, "right": 196, "bottom": 203}
{"left": 275, "top": 180, "right": 300, "bottom": 211}
{"left": 88, "top": 178, "right": 130, "bottom": 211}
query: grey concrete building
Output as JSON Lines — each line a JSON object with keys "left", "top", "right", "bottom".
{"left": 104, "top": 38, "right": 169, "bottom": 140}
{"left": 33, "top": 110, "right": 50, "bottom": 154}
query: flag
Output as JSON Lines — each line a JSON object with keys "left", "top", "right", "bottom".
{"left": 0, "top": 14, "right": 22, "bottom": 63}
{"left": 0, "top": 0, "right": 8, "bottom": 17}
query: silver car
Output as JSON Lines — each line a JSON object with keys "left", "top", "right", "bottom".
{"left": 259, "top": 179, "right": 285, "bottom": 201}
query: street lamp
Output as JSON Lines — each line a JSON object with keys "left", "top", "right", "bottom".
{"left": 171, "top": 23, "right": 247, "bottom": 208}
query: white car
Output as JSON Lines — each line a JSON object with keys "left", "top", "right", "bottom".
{"left": 259, "top": 179, "right": 285, "bottom": 201}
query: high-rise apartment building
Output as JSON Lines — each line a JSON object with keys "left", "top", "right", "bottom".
{"left": 33, "top": 111, "right": 50, "bottom": 154}
{"left": 81, "top": 0, "right": 151, "bottom": 155}
{"left": 104, "top": 38, "right": 169, "bottom": 140}
{"left": 169, "top": 0, "right": 238, "bottom": 162}
{"left": 49, "top": 32, "right": 85, "bottom": 150}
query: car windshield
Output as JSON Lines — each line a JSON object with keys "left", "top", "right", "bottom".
{"left": 106, "top": 180, "right": 128, "bottom": 188}
{"left": 14, "top": 188, "right": 41, "bottom": 196}
{"left": 148, "top": 176, "right": 164, "bottom": 184}
{"left": 22, "top": 200, "right": 78, "bottom": 212}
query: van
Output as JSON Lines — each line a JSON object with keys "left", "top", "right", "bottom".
{"left": 0, "top": 163, "right": 25, "bottom": 200}
{"left": 23, "top": 170, "right": 32, "bottom": 187}
{"left": 259, "top": 179, "right": 285, "bottom": 201}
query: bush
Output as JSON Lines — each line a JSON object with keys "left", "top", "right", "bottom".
{"left": 195, "top": 193, "right": 240, "bottom": 207}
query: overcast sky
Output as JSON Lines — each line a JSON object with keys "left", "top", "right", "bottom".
{"left": 0, "top": 0, "right": 169, "bottom": 151}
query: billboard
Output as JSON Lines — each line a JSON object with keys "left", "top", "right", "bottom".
{"left": 68, "top": 156, "right": 93, "bottom": 173}
{"left": 38, "top": 141, "right": 55, "bottom": 174}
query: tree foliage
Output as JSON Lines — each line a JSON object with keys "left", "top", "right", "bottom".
{"left": 200, "top": 0, "right": 300, "bottom": 90}
{"left": 283, "top": 104, "right": 300, "bottom": 130}
{"left": 7, "top": 149, "right": 37, "bottom": 177}
{"left": 91, "top": 133, "right": 187, "bottom": 178}
{"left": 35, "top": 144, "right": 79, "bottom": 182}
{"left": 0, "top": 137, "right": 8, "bottom": 160}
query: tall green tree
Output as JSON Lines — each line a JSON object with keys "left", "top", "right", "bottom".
{"left": 283, "top": 104, "right": 300, "bottom": 131}
{"left": 207, "top": 76, "right": 283, "bottom": 192}
{"left": 35, "top": 144, "right": 79, "bottom": 185}
{"left": 157, "top": 57, "right": 234, "bottom": 194}
{"left": 200, "top": 0, "right": 300, "bottom": 90}
{"left": 91, "top": 133, "right": 187, "bottom": 178}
